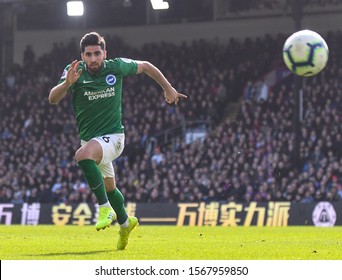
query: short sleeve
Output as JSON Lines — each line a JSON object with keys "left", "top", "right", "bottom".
{"left": 115, "top": 58, "right": 138, "bottom": 76}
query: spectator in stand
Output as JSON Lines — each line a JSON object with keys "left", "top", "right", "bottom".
{"left": 1, "top": 31, "right": 342, "bottom": 206}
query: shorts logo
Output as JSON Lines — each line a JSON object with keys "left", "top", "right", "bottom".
{"left": 312, "top": 202, "right": 336, "bottom": 227}
{"left": 116, "top": 141, "right": 122, "bottom": 152}
{"left": 106, "top": 75, "right": 116, "bottom": 86}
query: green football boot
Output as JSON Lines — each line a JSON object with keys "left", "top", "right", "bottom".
{"left": 117, "top": 217, "right": 139, "bottom": 250}
{"left": 95, "top": 206, "right": 116, "bottom": 231}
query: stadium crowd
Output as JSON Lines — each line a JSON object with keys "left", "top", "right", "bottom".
{"left": 0, "top": 30, "right": 341, "bottom": 205}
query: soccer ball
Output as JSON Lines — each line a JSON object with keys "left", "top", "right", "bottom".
{"left": 282, "top": 29, "right": 329, "bottom": 77}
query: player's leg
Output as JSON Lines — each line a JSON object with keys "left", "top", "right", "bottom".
{"left": 103, "top": 176, "right": 128, "bottom": 225}
{"left": 98, "top": 133, "right": 138, "bottom": 250}
{"left": 99, "top": 133, "right": 128, "bottom": 224}
{"left": 75, "top": 140, "right": 115, "bottom": 231}
{"left": 102, "top": 175, "right": 138, "bottom": 249}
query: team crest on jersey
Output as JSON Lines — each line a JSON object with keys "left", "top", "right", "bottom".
{"left": 106, "top": 74, "right": 116, "bottom": 85}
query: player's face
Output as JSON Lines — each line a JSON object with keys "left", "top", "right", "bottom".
{"left": 81, "top": 45, "right": 106, "bottom": 73}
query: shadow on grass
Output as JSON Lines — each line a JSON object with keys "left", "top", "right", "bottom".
{"left": 24, "top": 249, "right": 114, "bottom": 257}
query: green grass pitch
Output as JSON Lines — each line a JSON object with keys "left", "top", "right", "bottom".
{"left": 0, "top": 225, "right": 341, "bottom": 260}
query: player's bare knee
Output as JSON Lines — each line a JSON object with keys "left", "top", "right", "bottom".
{"left": 75, "top": 147, "right": 91, "bottom": 162}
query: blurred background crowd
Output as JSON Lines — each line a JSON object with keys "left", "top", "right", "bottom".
{"left": 1, "top": 31, "right": 341, "bottom": 205}
{"left": 1, "top": 1, "right": 342, "bottom": 205}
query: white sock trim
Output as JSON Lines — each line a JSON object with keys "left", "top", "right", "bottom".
{"left": 121, "top": 219, "right": 129, "bottom": 228}
{"left": 99, "top": 202, "right": 111, "bottom": 208}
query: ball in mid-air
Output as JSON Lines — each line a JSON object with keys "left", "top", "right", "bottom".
{"left": 282, "top": 29, "right": 329, "bottom": 77}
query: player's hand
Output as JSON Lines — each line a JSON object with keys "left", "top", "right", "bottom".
{"left": 66, "top": 60, "right": 82, "bottom": 87}
{"left": 164, "top": 87, "right": 187, "bottom": 105}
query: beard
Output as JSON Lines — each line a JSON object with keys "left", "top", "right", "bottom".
{"left": 87, "top": 62, "right": 102, "bottom": 73}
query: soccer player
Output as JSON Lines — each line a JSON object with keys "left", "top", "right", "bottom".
{"left": 49, "top": 32, "right": 187, "bottom": 250}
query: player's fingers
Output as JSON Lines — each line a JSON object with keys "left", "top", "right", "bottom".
{"left": 74, "top": 61, "right": 81, "bottom": 70}
{"left": 178, "top": 93, "right": 187, "bottom": 99}
{"left": 68, "top": 64, "right": 74, "bottom": 72}
{"left": 69, "top": 60, "right": 77, "bottom": 69}
{"left": 76, "top": 69, "right": 83, "bottom": 76}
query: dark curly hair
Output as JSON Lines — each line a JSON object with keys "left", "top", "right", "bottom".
{"left": 80, "top": 32, "right": 106, "bottom": 53}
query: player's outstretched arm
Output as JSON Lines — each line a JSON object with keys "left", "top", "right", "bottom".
{"left": 136, "top": 60, "right": 187, "bottom": 105}
{"left": 49, "top": 60, "right": 82, "bottom": 104}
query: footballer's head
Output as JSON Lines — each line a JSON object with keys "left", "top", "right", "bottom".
{"left": 80, "top": 32, "right": 107, "bottom": 73}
